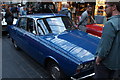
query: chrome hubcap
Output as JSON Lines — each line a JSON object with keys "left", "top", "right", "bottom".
{"left": 51, "top": 66, "right": 60, "bottom": 79}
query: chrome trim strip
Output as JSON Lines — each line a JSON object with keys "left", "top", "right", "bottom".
{"left": 71, "top": 73, "right": 95, "bottom": 80}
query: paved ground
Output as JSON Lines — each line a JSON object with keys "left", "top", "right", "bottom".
{"left": 2, "top": 35, "right": 51, "bottom": 79}
{"left": 2, "top": 35, "right": 95, "bottom": 80}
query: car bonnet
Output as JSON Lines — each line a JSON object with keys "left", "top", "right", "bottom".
{"left": 41, "top": 30, "right": 100, "bottom": 62}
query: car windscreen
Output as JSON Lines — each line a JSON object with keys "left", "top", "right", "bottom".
{"left": 37, "top": 17, "right": 75, "bottom": 35}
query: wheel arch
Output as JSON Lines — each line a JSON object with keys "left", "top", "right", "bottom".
{"left": 44, "top": 56, "right": 68, "bottom": 78}
{"left": 44, "top": 56, "right": 59, "bottom": 68}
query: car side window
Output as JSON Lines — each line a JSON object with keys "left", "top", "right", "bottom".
{"left": 37, "top": 20, "right": 49, "bottom": 35}
{"left": 18, "top": 18, "right": 27, "bottom": 29}
{"left": 27, "top": 18, "right": 37, "bottom": 34}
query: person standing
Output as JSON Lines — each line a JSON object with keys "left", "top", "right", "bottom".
{"left": 27, "top": 7, "right": 33, "bottom": 15}
{"left": 21, "top": 7, "right": 27, "bottom": 16}
{"left": 5, "top": 8, "right": 14, "bottom": 25}
{"left": 78, "top": 5, "right": 93, "bottom": 32}
{"left": 59, "top": 3, "right": 72, "bottom": 20}
{"left": 95, "top": 2, "right": 120, "bottom": 80}
{"left": 11, "top": 5, "right": 18, "bottom": 19}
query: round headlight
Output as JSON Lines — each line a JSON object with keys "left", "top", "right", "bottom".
{"left": 76, "top": 64, "right": 84, "bottom": 73}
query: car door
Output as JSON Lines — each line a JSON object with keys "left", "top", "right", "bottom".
{"left": 22, "top": 18, "right": 44, "bottom": 61}
{"left": 24, "top": 18, "right": 52, "bottom": 64}
{"left": 13, "top": 17, "right": 28, "bottom": 50}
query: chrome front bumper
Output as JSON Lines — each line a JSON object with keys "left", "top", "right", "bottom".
{"left": 71, "top": 73, "right": 95, "bottom": 80}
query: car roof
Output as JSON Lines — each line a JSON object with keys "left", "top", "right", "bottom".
{"left": 21, "top": 13, "right": 66, "bottom": 19}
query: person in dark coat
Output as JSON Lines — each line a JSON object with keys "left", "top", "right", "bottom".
{"left": 27, "top": 7, "right": 33, "bottom": 14}
{"left": 5, "top": 8, "right": 14, "bottom": 25}
{"left": 11, "top": 5, "right": 18, "bottom": 19}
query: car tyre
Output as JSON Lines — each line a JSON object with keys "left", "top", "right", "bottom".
{"left": 47, "top": 61, "right": 65, "bottom": 80}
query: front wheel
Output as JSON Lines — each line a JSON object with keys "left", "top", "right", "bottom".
{"left": 47, "top": 61, "right": 65, "bottom": 80}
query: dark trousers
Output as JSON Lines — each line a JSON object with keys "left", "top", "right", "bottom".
{"left": 94, "top": 63, "right": 116, "bottom": 80}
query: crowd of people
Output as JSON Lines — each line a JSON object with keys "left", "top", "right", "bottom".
{"left": 1, "top": 1, "right": 120, "bottom": 80}
{"left": 2, "top": 4, "right": 35, "bottom": 25}
{"left": 2, "top": 3, "right": 95, "bottom": 28}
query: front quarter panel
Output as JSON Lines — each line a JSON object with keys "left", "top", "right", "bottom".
{"left": 36, "top": 37, "right": 79, "bottom": 76}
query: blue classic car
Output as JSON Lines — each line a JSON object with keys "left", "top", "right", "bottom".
{"left": 7, "top": 13, "right": 100, "bottom": 79}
